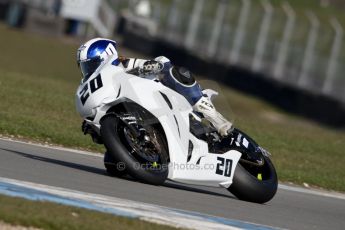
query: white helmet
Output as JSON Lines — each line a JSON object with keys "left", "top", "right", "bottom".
{"left": 77, "top": 38, "right": 119, "bottom": 81}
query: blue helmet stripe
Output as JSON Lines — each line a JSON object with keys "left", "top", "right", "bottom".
{"left": 87, "top": 40, "right": 117, "bottom": 59}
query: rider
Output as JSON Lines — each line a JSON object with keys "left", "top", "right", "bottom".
{"left": 77, "top": 38, "right": 233, "bottom": 138}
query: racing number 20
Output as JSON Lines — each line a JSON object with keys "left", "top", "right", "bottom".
{"left": 79, "top": 74, "right": 103, "bottom": 105}
{"left": 216, "top": 157, "right": 233, "bottom": 177}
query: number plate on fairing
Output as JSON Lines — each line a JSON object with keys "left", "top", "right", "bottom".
{"left": 168, "top": 150, "right": 241, "bottom": 188}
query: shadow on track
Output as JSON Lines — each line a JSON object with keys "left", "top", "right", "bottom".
{"left": 1, "top": 147, "right": 106, "bottom": 176}
{"left": 163, "top": 182, "right": 235, "bottom": 199}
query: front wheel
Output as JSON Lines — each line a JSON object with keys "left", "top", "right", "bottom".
{"left": 228, "top": 155, "right": 278, "bottom": 203}
{"left": 101, "top": 115, "right": 169, "bottom": 185}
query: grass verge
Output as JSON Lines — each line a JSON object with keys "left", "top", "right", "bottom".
{"left": 0, "top": 194, "right": 177, "bottom": 230}
{"left": 0, "top": 23, "right": 344, "bottom": 192}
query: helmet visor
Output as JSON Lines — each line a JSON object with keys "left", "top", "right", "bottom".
{"left": 79, "top": 57, "right": 103, "bottom": 82}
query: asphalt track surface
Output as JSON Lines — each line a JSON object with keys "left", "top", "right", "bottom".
{"left": 0, "top": 138, "right": 344, "bottom": 230}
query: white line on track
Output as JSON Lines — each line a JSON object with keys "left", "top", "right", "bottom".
{"left": 0, "top": 177, "right": 275, "bottom": 230}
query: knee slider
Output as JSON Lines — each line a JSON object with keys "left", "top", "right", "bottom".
{"left": 171, "top": 66, "right": 196, "bottom": 86}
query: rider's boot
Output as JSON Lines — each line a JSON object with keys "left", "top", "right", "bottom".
{"left": 193, "top": 96, "right": 233, "bottom": 136}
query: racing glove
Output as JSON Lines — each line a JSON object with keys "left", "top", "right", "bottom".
{"left": 139, "top": 60, "right": 164, "bottom": 75}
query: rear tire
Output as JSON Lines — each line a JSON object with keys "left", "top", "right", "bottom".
{"left": 101, "top": 115, "right": 168, "bottom": 185}
{"left": 104, "top": 151, "right": 127, "bottom": 177}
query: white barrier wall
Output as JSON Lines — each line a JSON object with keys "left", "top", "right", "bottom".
{"left": 111, "top": 0, "right": 345, "bottom": 104}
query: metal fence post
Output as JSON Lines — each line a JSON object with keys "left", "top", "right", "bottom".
{"left": 229, "top": 0, "right": 251, "bottom": 64}
{"left": 322, "top": 18, "right": 343, "bottom": 94}
{"left": 152, "top": 1, "right": 161, "bottom": 23}
{"left": 167, "top": 0, "right": 180, "bottom": 30}
{"left": 185, "top": 0, "right": 205, "bottom": 50}
{"left": 298, "top": 11, "right": 319, "bottom": 87}
{"left": 207, "top": 0, "right": 227, "bottom": 57}
{"left": 252, "top": 0, "right": 273, "bottom": 72}
{"left": 273, "top": 2, "right": 295, "bottom": 79}
{"left": 166, "top": 0, "right": 181, "bottom": 41}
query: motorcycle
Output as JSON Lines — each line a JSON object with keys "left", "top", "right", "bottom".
{"left": 75, "top": 56, "right": 278, "bottom": 204}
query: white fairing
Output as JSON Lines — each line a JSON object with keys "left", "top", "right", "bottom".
{"left": 76, "top": 56, "right": 241, "bottom": 188}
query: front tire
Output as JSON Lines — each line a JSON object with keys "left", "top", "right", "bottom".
{"left": 228, "top": 156, "right": 278, "bottom": 203}
{"left": 101, "top": 115, "right": 168, "bottom": 185}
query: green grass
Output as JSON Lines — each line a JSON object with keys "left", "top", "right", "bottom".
{"left": 0, "top": 24, "right": 103, "bottom": 152}
{"left": 0, "top": 195, "right": 178, "bottom": 230}
{"left": 0, "top": 23, "right": 344, "bottom": 193}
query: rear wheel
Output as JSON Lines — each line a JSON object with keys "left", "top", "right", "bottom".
{"left": 104, "top": 151, "right": 127, "bottom": 177}
{"left": 101, "top": 115, "right": 169, "bottom": 185}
